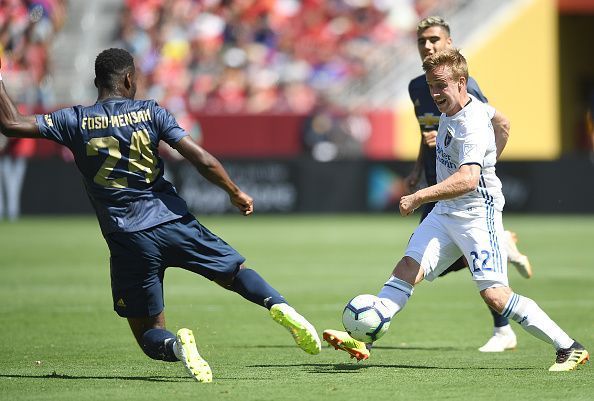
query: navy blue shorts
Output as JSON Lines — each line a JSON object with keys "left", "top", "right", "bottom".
{"left": 106, "top": 214, "right": 245, "bottom": 318}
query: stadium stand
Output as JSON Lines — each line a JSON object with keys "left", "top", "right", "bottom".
{"left": 108, "top": 0, "right": 483, "bottom": 160}
{"left": 0, "top": 1, "right": 506, "bottom": 160}
{"left": 114, "top": 0, "right": 460, "bottom": 115}
{"left": 0, "top": 0, "right": 66, "bottom": 109}
{"left": 0, "top": 0, "right": 65, "bottom": 161}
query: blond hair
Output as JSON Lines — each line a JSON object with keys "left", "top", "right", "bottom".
{"left": 422, "top": 48, "right": 468, "bottom": 82}
{"left": 417, "top": 16, "right": 450, "bottom": 36}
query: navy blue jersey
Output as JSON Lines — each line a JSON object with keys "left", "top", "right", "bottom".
{"left": 408, "top": 74, "right": 488, "bottom": 185}
{"left": 36, "top": 98, "right": 189, "bottom": 234}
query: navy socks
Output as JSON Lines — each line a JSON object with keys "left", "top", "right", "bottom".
{"left": 490, "top": 306, "right": 510, "bottom": 328}
{"left": 141, "top": 328, "right": 178, "bottom": 362}
{"left": 230, "top": 268, "right": 286, "bottom": 309}
{"left": 140, "top": 269, "right": 285, "bottom": 362}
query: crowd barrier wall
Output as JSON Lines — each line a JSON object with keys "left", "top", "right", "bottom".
{"left": 21, "top": 157, "right": 594, "bottom": 215}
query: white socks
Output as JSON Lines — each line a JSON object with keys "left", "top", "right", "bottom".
{"left": 502, "top": 293, "right": 573, "bottom": 350}
{"left": 377, "top": 276, "right": 414, "bottom": 318}
{"left": 493, "top": 324, "right": 515, "bottom": 336}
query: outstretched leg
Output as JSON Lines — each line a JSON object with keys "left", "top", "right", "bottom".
{"left": 324, "top": 256, "right": 420, "bottom": 361}
{"left": 215, "top": 266, "right": 286, "bottom": 309}
{"left": 215, "top": 265, "right": 321, "bottom": 355}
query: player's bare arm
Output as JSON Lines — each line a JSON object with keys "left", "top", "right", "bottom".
{"left": 173, "top": 136, "right": 254, "bottom": 215}
{"left": 422, "top": 130, "right": 437, "bottom": 147}
{"left": 0, "top": 58, "right": 42, "bottom": 138}
{"left": 399, "top": 163, "right": 480, "bottom": 216}
{"left": 491, "top": 110, "right": 510, "bottom": 159}
{"left": 586, "top": 110, "right": 594, "bottom": 145}
{"left": 404, "top": 138, "right": 425, "bottom": 193}
{"left": 586, "top": 109, "right": 594, "bottom": 150}
{"left": 404, "top": 130, "right": 437, "bottom": 193}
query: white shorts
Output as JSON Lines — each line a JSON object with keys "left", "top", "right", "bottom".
{"left": 404, "top": 209, "right": 509, "bottom": 291}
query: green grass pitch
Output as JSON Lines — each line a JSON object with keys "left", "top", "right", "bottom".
{"left": 1, "top": 214, "right": 593, "bottom": 400}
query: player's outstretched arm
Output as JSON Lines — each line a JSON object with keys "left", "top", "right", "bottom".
{"left": 173, "top": 136, "right": 254, "bottom": 215}
{"left": 0, "top": 58, "right": 42, "bottom": 138}
{"left": 399, "top": 163, "right": 480, "bottom": 216}
{"left": 491, "top": 110, "right": 510, "bottom": 159}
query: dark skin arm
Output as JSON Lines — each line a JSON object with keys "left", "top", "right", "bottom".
{"left": 1, "top": 58, "right": 253, "bottom": 217}
{"left": 404, "top": 129, "right": 437, "bottom": 194}
{"left": 1, "top": 57, "right": 252, "bottom": 216}
{"left": 173, "top": 136, "right": 254, "bottom": 216}
{"left": 0, "top": 58, "right": 42, "bottom": 138}
{"left": 404, "top": 136, "right": 424, "bottom": 194}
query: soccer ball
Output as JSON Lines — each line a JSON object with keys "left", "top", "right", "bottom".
{"left": 342, "top": 294, "right": 391, "bottom": 343}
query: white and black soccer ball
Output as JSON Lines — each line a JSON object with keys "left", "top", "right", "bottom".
{"left": 342, "top": 294, "right": 391, "bottom": 343}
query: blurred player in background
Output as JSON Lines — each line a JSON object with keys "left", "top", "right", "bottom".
{"left": 0, "top": 48, "right": 321, "bottom": 382}
{"left": 324, "top": 49, "right": 589, "bottom": 372}
{"left": 404, "top": 16, "right": 532, "bottom": 352}
{"left": 0, "top": 136, "right": 35, "bottom": 221}
{"left": 586, "top": 90, "right": 594, "bottom": 162}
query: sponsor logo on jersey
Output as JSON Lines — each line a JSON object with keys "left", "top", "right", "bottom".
{"left": 444, "top": 128, "right": 453, "bottom": 147}
{"left": 44, "top": 114, "right": 54, "bottom": 127}
{"left": 463, "top": 143, "right": 476, "bottom": 157}
{"left": 418, "top": 113, "right": 439, "bottom": 128}
{"left": 117, "top": 298, "right": 126, "bottom": 308}
{"left": 436, "top": 145, "right": 457, "bottom": 169}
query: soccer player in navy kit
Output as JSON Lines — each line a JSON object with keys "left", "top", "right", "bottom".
{"left": 0, "top": 48, "right": 321, "bottom": 382}
{"left": 404, "top": 16, "right": 533, "bottom": 353}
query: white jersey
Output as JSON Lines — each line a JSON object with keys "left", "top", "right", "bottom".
{"left": 433, "top": 94, "right": 505, "bottom": 215}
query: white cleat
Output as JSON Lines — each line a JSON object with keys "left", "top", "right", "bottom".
{"left": 479, "top": 331, "right": 517, "bottom": 353}
{"left": 504, "top": 230, "right": 533, "bottom": 279}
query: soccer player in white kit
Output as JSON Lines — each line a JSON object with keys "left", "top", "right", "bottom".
{"left": 324, "top": 48, "right": 589, "bottom": 371}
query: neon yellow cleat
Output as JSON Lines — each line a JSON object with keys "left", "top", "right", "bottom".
{"left": 323, "top": 329, "right": 370, "bottom": 361}
{"left": 549, "top": 342, "right": 589, "bottom": 372}
{"left": 270, "top": 303, "right": 321, "bottom": 355}
{"left": 175, "top": 328, "right": 213, "bottom": 382}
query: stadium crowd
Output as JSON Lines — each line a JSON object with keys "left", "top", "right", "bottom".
{"left": 3, "top": 0, "right": 594, "bottom": 160}
{"left": 116, "top": 0, "right": 452, "bottom": 116}
{"left": 114, "top": 0, "right": 455, "bottom": 160}
{"left": 0, "top": 0, "right": 66, "bottom": 108}
{"left": 0, "top": 0, "right": 65, "bottom": 221}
